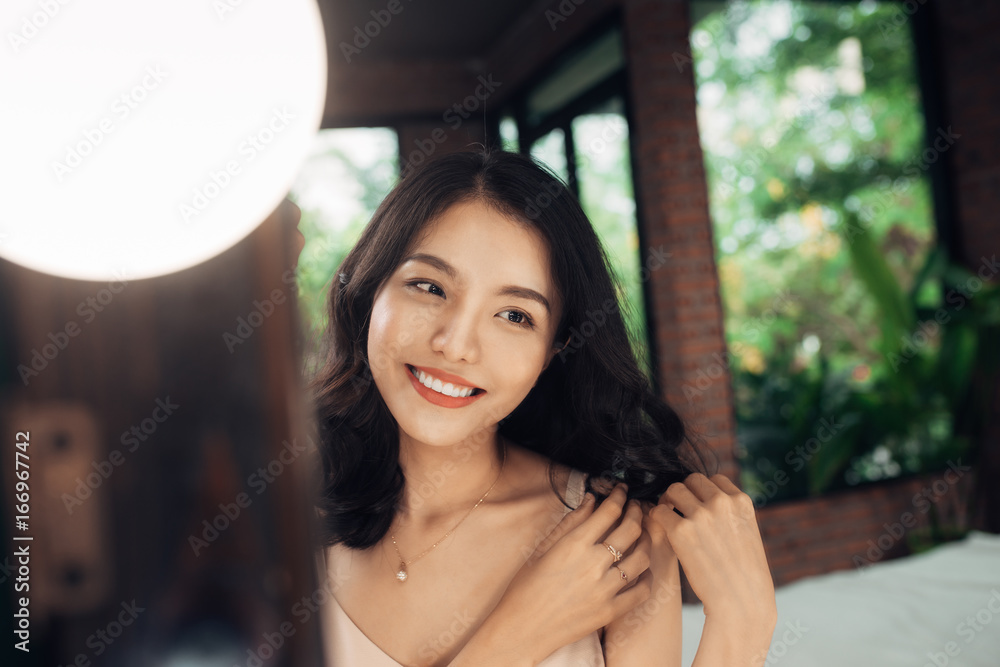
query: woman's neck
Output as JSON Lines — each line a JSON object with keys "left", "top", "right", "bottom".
{"left": 395, "top": 428, "right": 506, "bottom": 523}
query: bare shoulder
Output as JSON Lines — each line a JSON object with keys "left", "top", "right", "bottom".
{"left": 322, "top": 542, "right": 369, "bottom": 594}
{"left": 500, "top": 441, "right": 578, "bottom": 512}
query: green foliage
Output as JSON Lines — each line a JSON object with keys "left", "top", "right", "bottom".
{"left": 691, "top": 1, "right": 988, "bottom": 500}
{"left": 806, "top": 245, "right": 999, "bottom": 495}
{"left": 289, "top": 131, "right": 398, "bottom": 374}
{"left": 736, "top": 243, "right": 1000, "bottom": 502}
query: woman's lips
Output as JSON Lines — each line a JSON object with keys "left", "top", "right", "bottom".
{"left": 409, "top": 364, "right": 481, "bottom": 390}
{"left": 406, "top": 364, "right": 486, "bottom": 409}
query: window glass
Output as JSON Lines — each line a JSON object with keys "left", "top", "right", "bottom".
{"left": 692, "top": 1, "right": 944, "bottom": 503}
{"left": 572, "top": 102, "right": 652, "bottom": 375}
{"left": 289, "top": 127, "right": 399, "bottom": 371}
{"left": 529, "top": 127, "right": 569, "bottom": 183}
{"left": 499, "top": 115, "right": 519, "bottom": 152}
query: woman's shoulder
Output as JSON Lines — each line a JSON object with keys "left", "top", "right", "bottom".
{"left": 503, "top": 441, "right": 588, "bottom": 512}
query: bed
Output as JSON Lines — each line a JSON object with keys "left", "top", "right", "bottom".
{"left": 680, "top": 531, "right": 1000, "bottom": 666}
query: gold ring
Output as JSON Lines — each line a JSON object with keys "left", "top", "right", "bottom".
{"left": 615, "top": 565, "right": 628, "bottom": 583}
{"left": 603, "top": 542, "right": 623, "bottom": 564}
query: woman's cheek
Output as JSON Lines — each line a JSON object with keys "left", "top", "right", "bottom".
{"left": 367, "top": 292, "right": 401, "bottom": 372}
{"left": 497, "top": 342, "right": 549, "bottom": 400}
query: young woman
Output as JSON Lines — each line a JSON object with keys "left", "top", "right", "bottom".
{"left": 310, "top": 150, "right": 776, "bottom": 666}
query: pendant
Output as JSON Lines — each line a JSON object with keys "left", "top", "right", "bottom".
{"left": 396, "top": 562, "right": 408, "bottom": 582}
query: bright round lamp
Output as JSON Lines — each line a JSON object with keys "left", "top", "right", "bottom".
{"left": 0, "top": 0, "right": 327, "bottom": 281}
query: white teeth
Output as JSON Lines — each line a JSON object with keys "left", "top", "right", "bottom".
{"left": 410, "top": 366, "right": 478, "bottom": 398}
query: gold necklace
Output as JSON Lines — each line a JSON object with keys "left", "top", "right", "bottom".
{"left": 390, "top": 443, "right": 507, "bottom": 582}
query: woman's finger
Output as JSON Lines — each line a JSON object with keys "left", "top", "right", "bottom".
{"left": 576, "top": 484, "right": 629, "bottom": 543}
{"left": 604, "top": 543, "right": 650, "bottom": 592}
{"left": 662, "top": 480, "right": 700, "bottom": 516}
{"left": 619, "top": 526, "right": 652, "bottom": 592}
{"left": 532, "top": 492, "right": 595, "bottom": 557}
{"left": 710, "top": 473, "right": 742, "bottom": 496}
{"left": 607, "top": 571, "right": 652, "bottom": 622}
{"left": 649, "top": 501, "right": 683, "bottom": 533}
{"left": 683, "top": 472, "right": 724, "bottom": 503}
{"left": 641, "top": 504, "right": 665, "bottom": 539}
{"left": 598, "top": 500, "right": 643, "bottom": 561}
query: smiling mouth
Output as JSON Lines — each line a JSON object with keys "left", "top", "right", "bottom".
{"left": 406, "top": 365, "right": 484, "bottom": 398}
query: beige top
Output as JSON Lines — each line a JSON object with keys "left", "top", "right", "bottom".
{"left": 321, "top": 468, "right": 605, "bottom": 666}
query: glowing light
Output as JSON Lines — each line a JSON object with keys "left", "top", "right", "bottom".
{"left": 0, "top": 0, "right": 327, "bottom": 280}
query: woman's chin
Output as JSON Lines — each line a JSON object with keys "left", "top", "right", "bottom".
{"left": 398, "top": 422, "right": 492, "bottom": 452}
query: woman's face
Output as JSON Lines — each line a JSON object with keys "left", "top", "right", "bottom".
{"left": 367, "top": 199, "right": 562, "bottom": 449}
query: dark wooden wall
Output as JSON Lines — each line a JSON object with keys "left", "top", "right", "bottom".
{"left": 0, "top": 203, "right": 324, "bottom": 665}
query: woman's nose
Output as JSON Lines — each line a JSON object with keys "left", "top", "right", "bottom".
{"left": 430, "top": 305, "right": 481, "bottom": 365}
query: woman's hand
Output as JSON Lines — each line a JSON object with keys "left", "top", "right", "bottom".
{"left": 450, "top": 484, "right": 652, "bottom": 666}
{"left": 649, "top": 473, "right": 777, "bottom": 665}
{"left": 601, "top": 510, "right": 683, "bottom": 667}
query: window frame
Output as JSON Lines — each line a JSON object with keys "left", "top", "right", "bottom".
{"left": 488, "top": 14, "right": 662, "bottom": 392}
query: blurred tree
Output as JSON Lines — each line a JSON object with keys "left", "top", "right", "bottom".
{"left": 288, "top": 129, "right": 398, "bottom": 375}
{"left": 690, "top": 0, "right": 964, "bottom": 501}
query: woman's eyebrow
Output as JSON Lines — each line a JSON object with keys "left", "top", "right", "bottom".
{"left": 402, "top": 252, "right": 551, "bottom": 315}
{"left": 496, "top": 286, "right": 551, "bottom": 315}
{"left": 403, "top": 253, "right": 457, "bottom": 278}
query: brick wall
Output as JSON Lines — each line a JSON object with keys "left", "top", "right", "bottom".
{"left": 759, "top": 468, "right": 974, "bottom": 587}
{"left": 621, "top": 0, "right": 738, "bottom": 479}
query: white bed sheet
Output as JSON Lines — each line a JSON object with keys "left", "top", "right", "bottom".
{"left": 680, "top": 531, "right": 1000, "bottom": 666}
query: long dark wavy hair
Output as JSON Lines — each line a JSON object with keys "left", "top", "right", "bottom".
{"left": 310, "top": 149, "right": 709, "bottom": 550}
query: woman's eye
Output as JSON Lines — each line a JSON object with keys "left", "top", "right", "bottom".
{"left": 499, "top": 310, "right": 534, "bottom": 328}
{"left": 411, "top": 281, "right": 444, "bottom": 296}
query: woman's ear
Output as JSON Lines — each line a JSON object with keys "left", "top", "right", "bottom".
{"left": 542, "top": 335, "right": 571, "bottom": 372}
